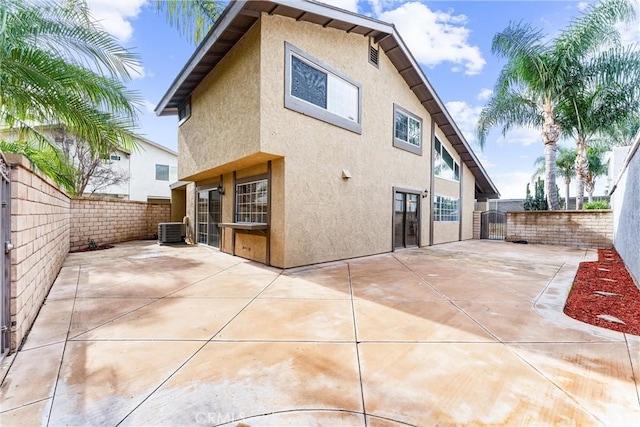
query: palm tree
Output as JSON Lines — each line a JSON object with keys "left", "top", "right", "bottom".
{"left": 153, "top": 0, "right": 223, "bottom": 44}
{"left": 532, "top": 147, "right": 576, "bottom": 210}
{"left": 477, "top": 0, "right": 636, "bottom": 210}
{"left": 0, "top": 0, "right": 141, "bottom": 160}
{"left": 585, "top": 146, "right": 609, "bottom": 202}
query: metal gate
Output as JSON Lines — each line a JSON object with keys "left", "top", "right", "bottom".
{"left": 1, "top": 153, "right": 10, "bottom": 358}
{"left": 480, "top": 210, "right": 506, "bottom": 240}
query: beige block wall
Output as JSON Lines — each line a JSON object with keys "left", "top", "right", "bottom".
{"left": 69, "top": 198, "right": 170, "bottom": 251}
{"left": 472, "top": 211, "right": 482, "bottom": 239}
{"left": 177, "top": 21, "right": 262, "bottom": 181}
{"left": 8, "top": 156, "right": 70, "bottom": 350}
{"left": 506, "top": 211, "right": 613, "bottom": 248}
{"left": 260, "top": 14, "right": 444, "bottom": 267}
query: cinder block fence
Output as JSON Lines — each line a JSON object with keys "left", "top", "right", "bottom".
{"left": 5, "top": 154, "right": 170, "bottom": 352}
{"left": 506, "top": 211, "right": 613, "bottom": 249}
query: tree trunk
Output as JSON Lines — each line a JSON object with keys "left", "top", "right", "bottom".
{"left": 565, "top": 177, "right": 571, "bottom": 210}
{"left": 574, "top": 134, "right": 589, "bottom": 210}
{"left": 542, "top": 102, "right": 560, "bottom": 210}
{"left": 576, "top": 178, "right": 584, "bottom": 210}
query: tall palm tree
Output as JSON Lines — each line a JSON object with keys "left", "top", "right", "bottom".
{"left": 532, "top": 147, "right": 576, "bottom": 210}
{"left": 0, "top": 0, "right": 141, "bottom": 159}
{"left": 585, "top": 146, "right": 609, "bottom": 202}
{"left": 477, "top": 0, "right": 636, "bottom": 210}
{"left": 153, "top": 0, "right": 223, "bottom": 44}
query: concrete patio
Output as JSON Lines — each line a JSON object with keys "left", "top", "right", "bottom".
{"left": 1, "top": 240, "right": 638, "bottom": 426}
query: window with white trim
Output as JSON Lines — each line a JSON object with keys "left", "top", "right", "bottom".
{"left": 285, "top": 43, "right": 362, "bottom": 134}
{"left": 434, "top": 138, "right": 460, "bottom": 181}
{"left": 393, "top": 104, "right": 422, "bottom": 155}
{"left": 434, "top": 196, "right": 460, "bottom": 222}
{"left": 235, "top": 179, "right": 268, "bottom": 224}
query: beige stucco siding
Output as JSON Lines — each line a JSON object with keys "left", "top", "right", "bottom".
{"left": 177, "top": 21, "right": 262, "bottom": 181}
{"left": 259, "top": 14, "right": 433, "bottom": 267}
{"left": 461, "top": 163, "right": 476, "bottom": 239}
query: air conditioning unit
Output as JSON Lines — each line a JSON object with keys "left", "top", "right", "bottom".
{"left": 158, "top": 222, "right": 184, "bottom": 244}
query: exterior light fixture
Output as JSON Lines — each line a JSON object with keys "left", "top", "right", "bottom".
{"left": 216, "top": 184, "right": 225, "bottom": 195}
{"left": 422, "top": 189, "right": 429, "bottom": 198}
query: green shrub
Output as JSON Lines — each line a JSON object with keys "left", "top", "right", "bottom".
{"left": 583, "top": 201, "right": 610, "bottom": 210}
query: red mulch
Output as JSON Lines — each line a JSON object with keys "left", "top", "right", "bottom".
{"left": 564, "top": 248, "right": 640, "bottom": 336}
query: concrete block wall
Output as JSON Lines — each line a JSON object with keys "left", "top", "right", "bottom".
{"left": 472, "top": 211, "right": 481, "bottom": 239}
{"left": 506, "top": 211, "right": 613, "bottom": 249}
{"left": 69, "top": 198, "right": 170, "bottom": 251}
{"left": 8, "top": 155, "right": 71, "bottom": 350}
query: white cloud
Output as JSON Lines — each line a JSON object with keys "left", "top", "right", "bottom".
{"left": 379, "top": 2, "right": 485, "bottom": 75}
{"left": 496, "top": 127, "right": 541, "bottom": 147}
{"left": 319, "top": 0, "right": 360, "bottom": 12}
{"left": 490, "top": 172, "right": 532, "bottom": 199}
{"left": 141, "top": 100, "right": 156, "bottom": 114}
{"left": 445, "top": 100, "right": 482, "bottom": 146}
{"left": 86, "top": 0, "right": 146, "bottom": 43}
{"left": 477, "top": 88, "right": 493, "bottom": 101}
{"left": 577, "top": 2, "right": 591, "bottom": 12}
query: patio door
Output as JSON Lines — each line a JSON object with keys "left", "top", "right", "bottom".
{"left": 394, "top": 191, "right": 419, "bottom": 249}
{"left": 1, "top": 154, "right": 10, "bottom": 358}
{"left": 197, "top": 188, "right": 221, "bottom": 248}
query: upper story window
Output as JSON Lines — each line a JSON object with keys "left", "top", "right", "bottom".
{"left": 178, "top": 99, "right": 191, "bottom": 125}
{"left": 236, "top": 178, "right": 268, "bottom": 224}
{"left": 434, "top": 137, "right": 460, "bottom": 181}
{"left": 155, "top": 164, "right": 170, "bottom": 181}
{"left": 393, "top": 104, "right": 422, "bottom": 155}
{"left": 284, "top": 42, "right": 362, "bottom": 134}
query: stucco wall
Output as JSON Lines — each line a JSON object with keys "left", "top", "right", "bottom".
{"left": 69, "top": 198, "right": 170, "bottom": 251}
{"left": 177, "top": 21, "right": 262, "bottom": 181}
{"left": 461, "top": 164, "right": 476, "bottom": 240}
{"left": 506, "top": 211, "right": 613, "bottom": 248}
{"left": 8, "top": 155, "right": 70, "bottom": 351}
{"left": 259, "top": 14, "right": 478, "bottom": 267}
{"left": 610, "top": 141, "right": 639, "bottom": 285}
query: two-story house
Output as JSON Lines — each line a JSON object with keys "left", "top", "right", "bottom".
{"left": 158, "top": 0, "right": 499, "bottom": 268}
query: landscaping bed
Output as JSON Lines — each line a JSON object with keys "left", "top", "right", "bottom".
{"left": 564, "top": 248, "right": 640, "bottom": 336}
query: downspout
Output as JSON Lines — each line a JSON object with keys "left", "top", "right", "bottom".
{"left": 429, "top": 120, "right": 435, "bottom": 246}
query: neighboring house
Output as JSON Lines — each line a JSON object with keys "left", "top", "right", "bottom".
{"left": 98, "top": 136, "right": 178, "bottom": 203}
{"left": 157, "top": 0, "right": 499, "bottom": 268}
{"left": 1, "top": 125, "right": 177, "bottom": 202}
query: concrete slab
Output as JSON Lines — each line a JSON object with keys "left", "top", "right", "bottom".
{"left": 1, "top": 240, "right": 638, "bottom": 425}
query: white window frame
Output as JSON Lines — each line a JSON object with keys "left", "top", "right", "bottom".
{"left": 284, "top": 42, "right": 362, "bottom": 134}
{"left": 235, "top": 177, "right": 268, "bottom": 224}
{"left": 434, "top": 195, "right": 460, "bottom": 222}
{"left": 434, "top": 137, "right": 460, "bottom": 182}
{"left": 393, "top": 104, "right": 423, "bottom": 155}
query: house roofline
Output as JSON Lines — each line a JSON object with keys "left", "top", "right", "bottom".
{"left": 155, "top": 0, "right": 499, "bottom": 199}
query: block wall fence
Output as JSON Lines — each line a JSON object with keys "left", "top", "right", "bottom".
{"left": 506, "top": 211, "right": 613, "bottom": 249}
{"left": 70, "top": 198, "right": 169, "bottom": 251}
{"left": 5, "top": 154, "right": 170, "bottom": 352}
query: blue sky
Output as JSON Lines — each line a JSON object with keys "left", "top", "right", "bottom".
{"left": 86, "top": 0, "right": 640, "bottom": 199}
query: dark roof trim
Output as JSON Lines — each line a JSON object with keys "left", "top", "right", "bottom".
{"left": 155, "top": 0, "right": 499, "bottom": 199}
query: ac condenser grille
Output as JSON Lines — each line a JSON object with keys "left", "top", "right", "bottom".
{"left": 158, "top": 222, "right": 184, "bottom": 244}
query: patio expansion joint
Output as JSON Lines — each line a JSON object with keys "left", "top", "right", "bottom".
{"left": 115, "top": 269, "right": 284, "bottom": 426}
{"left": 45, "top": 262, "right": 82, "bottom": 427}
{"left": 346, "top": 263, "right": 368, "bottom": 425}
{"left": 67, "top": 260, "right": 245, "bottom": 341}
{"left": 391, "top": 254, "right": 503, "bottom": 344}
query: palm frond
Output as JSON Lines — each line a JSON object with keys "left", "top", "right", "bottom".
{"left": 153, "top": 0, "right": 223, "bottom": 45}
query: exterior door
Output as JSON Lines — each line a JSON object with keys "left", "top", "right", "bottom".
{"left": 197, "top": 188, "right": 221, "bottom": 248}
{"left": 394, "top": 191, "right": 419, "bottom": 249}
{"left": 1, "top": 155, "right": 10, "bottom": 358}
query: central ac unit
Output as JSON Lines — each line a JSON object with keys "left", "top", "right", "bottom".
{"left": 158, "top": 222, "right": 184, "bottom": 244}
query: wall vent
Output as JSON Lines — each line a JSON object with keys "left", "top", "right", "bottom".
{"left": 158, "top": 222, "right": 184, "bottom": 244}
{"left": 369, "top": 45, "right": 379, "bottom": 67}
